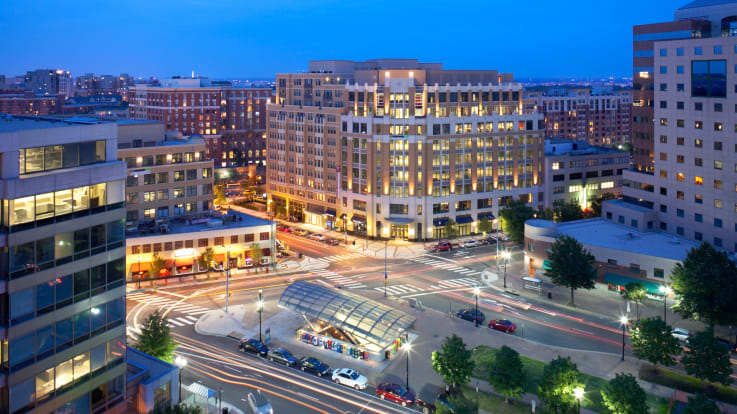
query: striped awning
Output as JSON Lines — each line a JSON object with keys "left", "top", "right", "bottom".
{"left": 185, "top": 382, "right": 216, "bottom": 399}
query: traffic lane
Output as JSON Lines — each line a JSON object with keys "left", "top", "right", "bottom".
{"left": 277, "top": 232, "right": 349, "bottom": 257}
{"left": 174, "top": 332, "right": 419, "bottom": 414}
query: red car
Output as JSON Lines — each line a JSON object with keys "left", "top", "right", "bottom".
{"left": 376, "top": 383, "right": 415, "bottom": 407}
{"left": 488, "top": 319, "right": 516, "bottom": 333}
{"left": 277, "top": 225, "right": 291, "bottom": 233}
{"left": 430, "top": 242, "right": 453, "bottom": 252}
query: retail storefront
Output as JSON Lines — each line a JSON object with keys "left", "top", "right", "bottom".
{"left": 278, "top": 281, "right": 415, "bottom": 361}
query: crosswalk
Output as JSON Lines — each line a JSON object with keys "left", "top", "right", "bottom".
{"left": 313, "top": 252, "right": 365, "bottom": 263}
{"left": 375, "top": 277, "right": 481, "bottom": 297}
{"left": 430, "top": 277, "right": 481, "bottom": 290}
{"left": 453, "top": 250, "right": 475, "bottom": 258}
{"left": 373, "top": 284, "right": 424, "bottom": 296}
{"left": 126, "top": 292, "right": 210, "bottom": 318}
{"left": 312, "top": 269, "right": 366, "bottom": 289}
{"left": 412, "top": 256, "right": 482, "bottom": 276}
{"left": 126, "top": 313, "right": 201, "bottom": 342}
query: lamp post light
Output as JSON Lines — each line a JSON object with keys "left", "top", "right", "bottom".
{"left": 174, "top": 356, "right": 187, "bottom": 403}
{"left": 403, "top": 342, "right": 412, "bottom": 391}
{"left": 257, "top": 289, "right": 264, "bottom": 342}
{"left": 573, "top": 386, "right": 584, "bottom": 413}
{"left": 494, "top": 218, "right": 500, "bottom": 259}
{"left": 619, "top": 315, "right": 628, "bottom": 361}
{"left": 384, "top": 240, "right": 388, "bottom": 297}
{"left": 659, "top": 285, "right": 672, "bottom": 324}
{"left": 501, "top": 251, "right": 511, "bottom": 289}
{"left": 473, "top": 286, "right": 480, "bottom": 328}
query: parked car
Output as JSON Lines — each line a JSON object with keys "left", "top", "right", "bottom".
{"left": 331, "top": 368, "right": 368, "bottom": 390}
{"left": 672, "top": 328, "right": 691, "bottom": 342}
{"left": 277, "top": 225, "right": 292, "bottom": 233}
{"left": 456, "top": 309, "right": 485, "bottom": 323}
{"left": 325, "top": 238, "right": 340, "bottom": 246}
{"left": 417, "top": 394, "right": 454, "bottom": 413}
{"left": 460, "top": 239, "right": 481, "bottom": 248}
{"left": 488, "top": 319, "right": 517, "bottom": 333}
{"left": 430, "top": 242, "right": 453, "bottom": 252}
{"left": 239, "top": 338, "right": 268, "bottom": 357}
{"left": 267, "top": 348, "right": 298, "bottom": 367}
{"left": 299, "top": 357, "right": 330, "bottom": 376}
{"left": 292, "top": 229, "right": 309, "bottom": 236}
{"left": 481, "top": 237, "right": 497, "bottom": 246}
{"left": 376, "top": 383, "right": 415, "bottom": 407}
{"left": 309, "top": 233, "right": 327, "bottom": 242}
{"left": 247, "top": 390, "right": 273, "bottom": 414}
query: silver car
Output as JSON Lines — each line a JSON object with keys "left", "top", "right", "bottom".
{"left": 247, "top": 390, "right": 273, "bottom": 414}
{"left": 672, "top": 328, "right": 691, "bottom": 342}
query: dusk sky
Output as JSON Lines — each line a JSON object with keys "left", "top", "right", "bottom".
{"left": 3, "top": 0, "right": 681, "bottom": 80}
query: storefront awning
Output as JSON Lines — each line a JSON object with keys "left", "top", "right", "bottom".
{"left": 130, "top": 262, "right": 151, "bottom": 273}
{"left": 305, "top": 205, "right": 325, "bottom": 215}
{"left": 325, "top": 208, "right": 337, "bottom": 216}
{"left": 175, "top": 257, "right": 194, "bottom": 266}
{"left": 214, "top": 253, "right": 226, "bottom": 262}
{"left": 385, "top": 217, "right": 413, "bottom": 224}
{"left": 351, "top": 214, "right": 366, "bottom": 223}
{"left": 542, "top": 260, "right": 552, "bottom": 271}
{"left": 433, "top": 217, "right": 449, "bottom": 227}
{"left": 456, "top": 215, "right": 473, "bottom": 224}
{"left": 185, "top": 382, "right": 217, "bottom": 399}
{"left": 477, "top": 212, "right": 495, "bottom": 221}
{"left": 604, "top": 273, "right": 664, "bottom": 295}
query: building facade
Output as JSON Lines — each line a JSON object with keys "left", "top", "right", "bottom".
{"left": 613, "top": 0, "right": 737, "bottom": 253}
{"left": 24, "top": 69, "right": 73, "bottom": 98}
{"left": 267, "top": 59, "right": 545, "bottom": 241}
{"left": 0, "top": 116, "right": 127, "bottom": 414}
{"left": 525, "top": 87, "right": 632, "bottom": 146}
{"left": 543, "top": 139, "right": 629, "bottom": 209}
{"left": 128, "top": 78, "right": 271, "bottom": 168}
{"left": 0, "top": 91, "right": 63, "bottom": 115}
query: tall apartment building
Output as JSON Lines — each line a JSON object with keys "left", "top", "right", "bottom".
{"left": 0, "top": 116, "right": 127, "bottom": 413}
{"left": 74, "top": 74, "right": 134, "bottom": 98}
{"left": 267, "top": 59, "right": 545, "bottom": 240}
{"left": 543, "top": 139, "right": 629, "bottom": 209}
{"left": 25, "top": 70, "right": 73, "bottom": 98}
{"left": 128, "top": 78, "right": 271, "bottom": 167}
{"left": 606, "top": 0, "right": 737, "bottom": 252}
{"left": 525, "top": 87, "right": 632, "bottom": 146}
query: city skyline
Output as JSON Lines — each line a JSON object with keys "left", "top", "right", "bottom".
{"left": 3, "top": 0, "right": 678, "bottom": 79}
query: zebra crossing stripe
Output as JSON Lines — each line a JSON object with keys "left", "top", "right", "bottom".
{"left": 187, "top": 310, "right": 211, "bottom": 315}
{"left": 439, "top": 280, "right": 466, "bottom": 287}
{"left": 175, "top": 317, "right": 193, "bottom": 325}
{"left": 184, "top": 316, "right": 199, "bottom": 322}
{"left": 172, "top": 305, "right": 205, "bottom": 311}
{"left": 464, "top": 271, "right": 482, "bottom": 276}
{"left": 445, "top": 266, "right": 464, "bottom": 271}
{"left": 169, "top": 319, "right": 185, "bottom": 326}
{"left": 457, "top": 269, "right": 476, "bottom": 274}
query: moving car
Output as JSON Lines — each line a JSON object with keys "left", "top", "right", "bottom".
{"left": 292, "top": 229, "right": 309, "bottom": 236}
{"left": 456, "top": 309, "right": 485, "bottom": 323}
{"left": 460, "top": 239, "right": 481, "bottom": 248}
{"left": 331, "top": 368, "right": 368, "bottom": 390}
{"left": 247, "top": 390, "right": 273, "bottom": 414}
{"left": 267, "top": 348, "right": 298, "bottom": 367}
{"left": 325, "top": 238, "right": 340, "bottom": 246}
{"left": 672, "top": 328, "right": 691, "bottom": 342}
{"left": 376, "top": 383, "right": 415, "bottom": 407}
{"left": 277, "top": 225, "right": 291, "bottom": 233}
{"left": 309, "top": 233, "right": 327, "bottom": 242}
{"left": 239, "top": 338, "right": 268, "bottom": 357}
{"left": 488, "top": 319, "right": 517, "bottom": 333}
{"left": 299, "top": 357, "right": 330, "bottom": 376}
{"left": 430, "top": 242, "right": 453, "bottom": 252}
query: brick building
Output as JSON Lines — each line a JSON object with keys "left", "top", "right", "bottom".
{"left": 0, "top": 90, "right": 63, "bottom": 115}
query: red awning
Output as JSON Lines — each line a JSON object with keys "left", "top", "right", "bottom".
{"left": 214, "top": 253, "right": 226, "bottom": 262}
{"left": 175, "top": 257, "right": 194, "bottom": 266}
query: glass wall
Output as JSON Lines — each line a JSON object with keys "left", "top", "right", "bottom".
{"left": 19, "top": 140, "right": 107, "bottom": 175}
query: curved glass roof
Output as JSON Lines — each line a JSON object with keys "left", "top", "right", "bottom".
{"left": 278, "top": 281, "right": 415, "bottom": 350}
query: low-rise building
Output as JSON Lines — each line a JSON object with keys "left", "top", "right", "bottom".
{"left": 125, "top": 347, "right": 179, "bottom": 413}
{"left": 543, "top": 139, "right": 630, "bottom": 209}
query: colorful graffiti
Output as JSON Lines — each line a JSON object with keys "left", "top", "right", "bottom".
{"left": 298, "top": 330, "right": 369, "bottom": 360}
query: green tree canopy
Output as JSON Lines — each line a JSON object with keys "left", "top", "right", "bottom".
{"left": 444, "top": 219, "right": 458, "bottom": 239}
{"left": 136, "top": 310, "right": 178, "bottom": 362}
{"left": 487, "top": 345, "right": 525, "bottom": 403}
{"left": 683, "top": 328, "right": 733, "bottom": 386}
{"left": 150, "top": 253, "right": 167, "bottom": 279}
{"left": 249, "top": 242, "right": 264, "bottom": 265}
{"left": 431, "top": 334, "right": 475, "bottom": 390}
{"left": 478, "top": 217, "right": 493, "bottom": 234}
{"left": 621, "top": 282, "right": 647, "bottom": 320}
{"left": 553, "top": 200, "right": 584, "bottom": 222}
{"left": 499, "top": 199, "right": 536, "bottom": 243}
{"left": 591, "top": 193, "right": 616, "bottom": 217}
{"left": 545, "top": 234, "right": 596, "bottom": 307}
{"left": 198, "top": 247, "right": 214, "bottom": 272}
{"left": 538, "top": 356, "right": 582, "bottom": 414}
{"left": 671, "top": 242, "right": 737, "bottom": 328}
{"left": 600, "top": 373, "right": 649, "bottom": 414}
{"left": 685, "top": 393, "right": 720, "bottom": 414}
{"left": 630, "top": 317, "right": 680, "bottom": 368}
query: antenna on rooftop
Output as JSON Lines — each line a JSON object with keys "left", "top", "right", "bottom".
{"left": 191, "top": 70, "right": 195, "bottom": 79}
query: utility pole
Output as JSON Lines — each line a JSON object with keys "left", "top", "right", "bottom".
{"left": 384, "top": 240, "right": 388, "bottom": 297}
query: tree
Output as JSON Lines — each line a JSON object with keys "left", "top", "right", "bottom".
{"left": 431, "top": 334, "right": 475, "bottom": 390}
{"left": 150, "top": 253, "right": 167, "bottom": 279}
{"left": 444, "top": 219, "right": 458, "bottom": 239}
{"left": 538, "top": 356, "right": 582, "bottom": 414}
{"left": 214, "top": 184, "right": 226, "bottom": 205}
{"left": 537, "top": 207, "right": 555, "bottom": 221}
{"left": 621, "top": 282, "right": 647, "bottom": 320}
{"left": 487, "top": 345, "right": 525, "bottom": 403}
{"left": 198, "top": 247, "right": 214, "bottom": 272}
{"left": 553, "top": 200, "right": 584, "bottom": 222}
{"left": 478, "top": 217, "right": 493, "bottom": 235}
{"left": 149, "top": 403, "right": 202, "bottom": 414}
{"left": 498, "top": 199, "right": 536, "bottom": 243}
{"left": 683, "top": 328, "right": 733, "bottom": 386}
{"left": 685, "top": 393, "right": 720, "bottom": 414}
{"left": 600, "top": 373, "right": 649, "bottom": 414}
{"left": 591, "top": 193, "right": 616, "bottom": 217}
{"left": 249, "top": 242, "right": 264, "bottom": 266}
{"left": 545, "top": 234, "right": 596, "bottom": 307}
{"left": 671, "top": 242, "right": 737, "bottom": 328}
{"left": 630, "top": 317, "right": 680, "bottom": 368}
{"left": 136, "top": 310, "right": 178, "bottom": 362}
{"left": 435, "top": 393, "right": 479, "bottom": 414}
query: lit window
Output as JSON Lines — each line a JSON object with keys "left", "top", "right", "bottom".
{"left": 715, "top": 199, "right": 723, "bottom": 208}
{"left": 677, "top": 172, "right": 685, "bottom": 182}
{"left": 601, "top": 181, "right": 615, "bottom": 189}
{"left": 695, "top": 176, "right": 703, "bottom": 185}
{"left": 552, "top": 162, "right": 560, "bottom": 170}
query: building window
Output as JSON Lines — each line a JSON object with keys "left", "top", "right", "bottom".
{"left": 695, "top": 213, "right": 703, "bottom": 222}
{"left": 629, "top": 263, "right": 640, "bottom": 274}
{"left": 260, "top": 232, "right": 270, "bottom": 240}
{"left": 654, "top": 268, "right": 665, "bottom": 278}
{"left": 715, "top": 218, "right": 723, "bottom": 228}
{"left": 692, "top": 60, "right": 727, "bottom": 98}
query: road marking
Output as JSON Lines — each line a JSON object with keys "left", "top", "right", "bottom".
{"left": 184, "top": 315, "right": 199, "bottom": 322}
{"left": 297, "top": 392, "right": 319, "bottom": 402}
{"left": 169, "top": 319, "right": 185, "bottom": 326}
{"left": 419, "top": 254, "right": 456, "bottom": 263}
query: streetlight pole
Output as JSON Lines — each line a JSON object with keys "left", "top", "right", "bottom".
{"left": 574, "top": 387, "right": 584, "bottom": 414}
{"left": 619, "top": 316, "right": 627, "bottom": 361}
{"left": 225, "top": 248, "right": 230, "bottom": 313}
{"left": 174, "top": 356, "right": 187, "bottom": 403}
{"left": 403, "top": 342, "right": 411, "bottom": 392}
{"left": 473, "top": 287, "right": 480, "bottom": 328}
{"left": 257, "top": 289, "right": 264, "bottom": 343}
{"left": 384, "top": 240, "right": 388, "bottom": 297}
{"left": 502, "top": 251, "right": 511, "bottom": 289}
{"left": 659, "top": 285, "right": 671, "bottom": 324}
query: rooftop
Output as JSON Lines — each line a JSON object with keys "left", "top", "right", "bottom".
{"left": 557, "top": 218, "right": 699, "bottom": 261}
{"left": 545, "top": 139, "right": 626, "bottom": 156}
{"left": 126, "top": 347, "right": 176, "bottom": 386}
{"left": 678, "top": 0, "right": 737, "bottom": 9}
{"left": 0, "top": 114, "right": 108, "bottom": 133}
{"left": 127, "top": 210, "right": 273, "bottom": 238}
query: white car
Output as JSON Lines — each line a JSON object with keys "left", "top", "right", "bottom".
{"left": 309, "top": 233, "right": 327, "bottom": 241}
{"left": 672, "top": 328, "right": 691, "bottom": 342}
{"left": 460, "top": 240, "right": 481, "bottom": 248}
{"left": 332, "top": 368, "right": 368, "bottom": 390}
{"left": 247, "top": 390, "right": 273, "bottom": 414}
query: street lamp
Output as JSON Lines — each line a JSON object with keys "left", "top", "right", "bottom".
{"left": 225, "top": 247, "right": 231, "bottom": 313}
{"left": 659, "top": 285, "right": 672, "bottom": 324}
{"left": 501, "top": 251, "right": 511, "bottom": 289}
{"left": 473, "top": 286, "right": 480, "bottom": 328}
{"left": 573, "top": 386, "right": 584, "bottom": 413}
{"left": 257, "top": 289, "right": 264, "bottom": 343}
{"left": 174, "top": 356, "right": 187, "bottom": 403}
{"left": 493, "top": 218, "right": 500, "bottom": 259}
{"left": 403, "top": 342, "right": 412, "bottom": 392}
{"left": 384, "top": 240, "right": 388, "bottom": 297}
{"left": 619, "top": 315, "right": 628, "bottom": 361}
